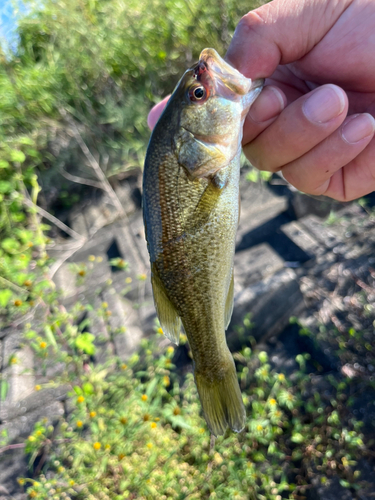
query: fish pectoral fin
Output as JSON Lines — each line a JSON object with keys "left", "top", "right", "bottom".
{"left": 186, "top": 174, "right": 224, "bottom": 232}
{"left": 151, "top": 265, "right": 181, "bottom": 345}
{"left": 224, "top": 270, "right": 234, "bottom": 330}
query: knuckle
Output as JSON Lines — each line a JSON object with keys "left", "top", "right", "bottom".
{"left": 237, "top": 10, "right": 265, "bottom": 35}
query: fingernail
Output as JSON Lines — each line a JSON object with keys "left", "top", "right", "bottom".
{"left": 248, "top": 86, "right": 286, "bottom": 123}
{"left": 303, "top": 84, "right": 346, "bottom": 123}
{"left": 342, "top": 113, "right": 375, "bottom": 144}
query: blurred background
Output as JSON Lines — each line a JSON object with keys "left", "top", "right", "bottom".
{"left": 0, "top": 1, "right": 375, "bottom": 499}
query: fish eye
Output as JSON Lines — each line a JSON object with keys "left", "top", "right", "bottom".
{"left": 194, "top": 87, "right": 205, "bottom": 99}
{"left": 188, "top": 85, "right": 208, "bottom": 103}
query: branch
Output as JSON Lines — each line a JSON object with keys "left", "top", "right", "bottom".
{"left": 0, "top": 276, "right": 27, "bottom": 295}
{"left": 22, "top": 197, "right": 86, "bottom": 242}
{"left": 59, "top": 167, "right": 103, "bottom": 189}
{"left": 48, "top": 239, "right": 87, "bottom": 279}
{"left": 59, "top": 108, "right": 147, "bottom": 273}
{"left": 0, "top": 443, "right": 26, "bottom": 455}
{"left": 59, "top": 108, "right": 126, "bottom": 218}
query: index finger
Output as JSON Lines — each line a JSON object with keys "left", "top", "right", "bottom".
{"left": 225, "top": 0, "right": 351, "bottom": 78}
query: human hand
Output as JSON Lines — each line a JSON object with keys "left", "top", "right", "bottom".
{"left": 225, "top": 0, "right": 375, "bottom": 201}
{"left": 148, "top": 0, "right": 375, "bottom": 201}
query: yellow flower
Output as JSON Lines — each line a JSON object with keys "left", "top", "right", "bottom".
{"left": 125, "top": 277, "right": 132, "bottom": 284}
{"left": 147, "top": 442, "right": 153, "bottom": 449}
{"left": 34, "top": 385, "right": 41, "bottom": 391}
{"left": 93, "top": 442, "right": 101, "bottom": 450}
{"left": 118, "top": 453, "right": 125, "bottom": 460}
{"left": 120, "top": 417, "right": 128, "bottom": 425}
{"left": 89, "top": 411, "right": 97, "bottom": 418}
{"left": 69, "top": 480, "right": 75, "bottom": 486}
{"left": 269, "top": 398, "right": 277, "bottom": 406}
{"left": 121, "top": 363, "right": 127, "bottom": 370}
{"left": 28, "top": 436, "right": 36, "bottom": 442}
{"left": 163, "top": 376, "right": 170, "bottom": 387}
{"left": 278, "top": 373, "right": 285, "bottom": 381}
{"left": 77, "top": 396, "right": 85, "bottom": 404}
{"left": 157, "top": 327, "right": 163, "bottom": 335}
{"left": 88, "top": 255, "right": 96, "bottom": 261}
{"left": 17, "top": 478, "right": 25, "bottom": 485}
{"left": 78, "top": 270, "right": 86, "bottom": 277}
{"left": 141, "top": 394, "right": 148, "bottom": 402}
{"left": 14, "top": 299, "right": 23, "bottom": 307}
{"left": 102, "top": 302, "right": 108, "bottom": 309}
{"left": 24, "top": 280, "right": 32, "bottom": 287}
{"left": 36, "top": 430, "right": 42, "bottom": 436}
{"left": 167, "top": 346, "right": 174, "bottom": 355}
{"left": 10, "top": 357, "right": 18, "bottom": 365}
{"left": 57, "top": 466, "right": 65, "bottom": 473}
{"left": 150, "top": 422, "right": 157, "bottom": 429}
{"left": 29, "top": 491, "right": 37, "bottom": 498}
{"left": 199, "top": 428, "right": 205, "bottom": 434}
{"left": 76, "top": 420, "right": 83, "bottom": 428}
{"left": 27, "top": 241, "right": 33, "bottom": 248}
{"left": 138, "top": 273, "right": 147, "bottom": 281}
{"left": 173, "top": 407, "right": 181, "bottom": 416}
{"left": 105, "top": 444, "right": 111, "bottom": 450}
{"left": 39, "top": 341, "right": 47, "bottom": 349}
{"left": 257, "top": 425, "right": 263, "bottom": 431}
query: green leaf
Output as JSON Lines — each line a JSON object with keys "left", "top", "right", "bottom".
{"left": 0, "top": 289, "right": 13, "bottom": 308}
{"left": 44, "top": 325, "right": 58, "bottom": 350}
{"left": 0, "top": 380, "right": 9, "bottom": 401}
{"left": 75, "top": 333, "right": 96, "bottom": 355}
{"left": 146, "top": 378, "right": 158, "bottom": 398}
{"left": 0, "top": 181, "right": 12, "bottom": 194}
{"left": 82, "top": 382, "right": 94, "bottom": 395}
{"left": 10, "top": 150, "right": 26, "bottom": 163}
{"left": 170, "top": 416, "right": 192, "bottom": 430}
{"left": 0, "top": 160, "right": 9, "bottom": 169}
{"left": 291, "top": 432, "right": 304, "bottom": 444}
{"left": 1, "top": 238, "right": 20, "bottom": 253}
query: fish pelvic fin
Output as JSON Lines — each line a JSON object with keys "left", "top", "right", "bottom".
{"left": 224, "top": 270, "right": 234, "bottom": 330}
{"left": 151, "top": 264, "right": 181, "bottom": 345}
{"left": 195, "top": 352, "right": 246, "bottom": 437}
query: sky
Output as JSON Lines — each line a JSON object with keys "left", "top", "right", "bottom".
{"left": 0, "top": 0, "right": 26, "bottom": 46}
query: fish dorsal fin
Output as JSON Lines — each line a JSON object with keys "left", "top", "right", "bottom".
{"left": 224, "top": 270, "right": 234, "bottom": 330}
{"left": 151, "top": 264, "right": 181, "bottom": 345}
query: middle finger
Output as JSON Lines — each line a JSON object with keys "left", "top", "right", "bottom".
{"left": 243, "top": 84, "right": 348, "bottom": 171}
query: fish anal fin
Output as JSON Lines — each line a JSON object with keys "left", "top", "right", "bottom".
{"left": 195, "top": 351, "right": 246, "bottom": 437}
{"left": 224, "top": 270, "right": 234, "bottom": 330}
{"left": 151, "top": 265, "right": 180, "bottom": 345}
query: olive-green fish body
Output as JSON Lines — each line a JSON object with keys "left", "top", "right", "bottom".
{"left": 143, "top": 49, "right": 263, "bottom": 436}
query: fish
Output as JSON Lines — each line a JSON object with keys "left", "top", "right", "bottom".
{"left": 142, "top": 48, "right": 263, "bottom": 436}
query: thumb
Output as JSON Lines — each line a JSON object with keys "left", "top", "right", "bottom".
{"left": 226, "top": 0, "right": 351, "bottom": 78}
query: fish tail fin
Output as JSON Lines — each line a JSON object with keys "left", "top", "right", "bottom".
{"left": 195, "top": 353, "right": 246, "bottom": 437}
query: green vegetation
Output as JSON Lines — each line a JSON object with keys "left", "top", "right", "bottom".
{"left": 8, "top": 291, "right": 369, "bottom": 499}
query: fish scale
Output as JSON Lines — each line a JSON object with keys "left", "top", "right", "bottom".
{"left": 143, "top": 48, "right": 263, "bottom": 436}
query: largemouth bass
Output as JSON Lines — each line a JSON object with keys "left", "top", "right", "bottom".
{"left": 143, "top": 49, "right": 263, "bottom": 436}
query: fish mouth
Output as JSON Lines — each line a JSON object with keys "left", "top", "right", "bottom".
{"left": 198, "top": 48, "right": 252, "bottom": 97}
{"left": 196, "top": 49, "right": 264, "bottom": 101}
